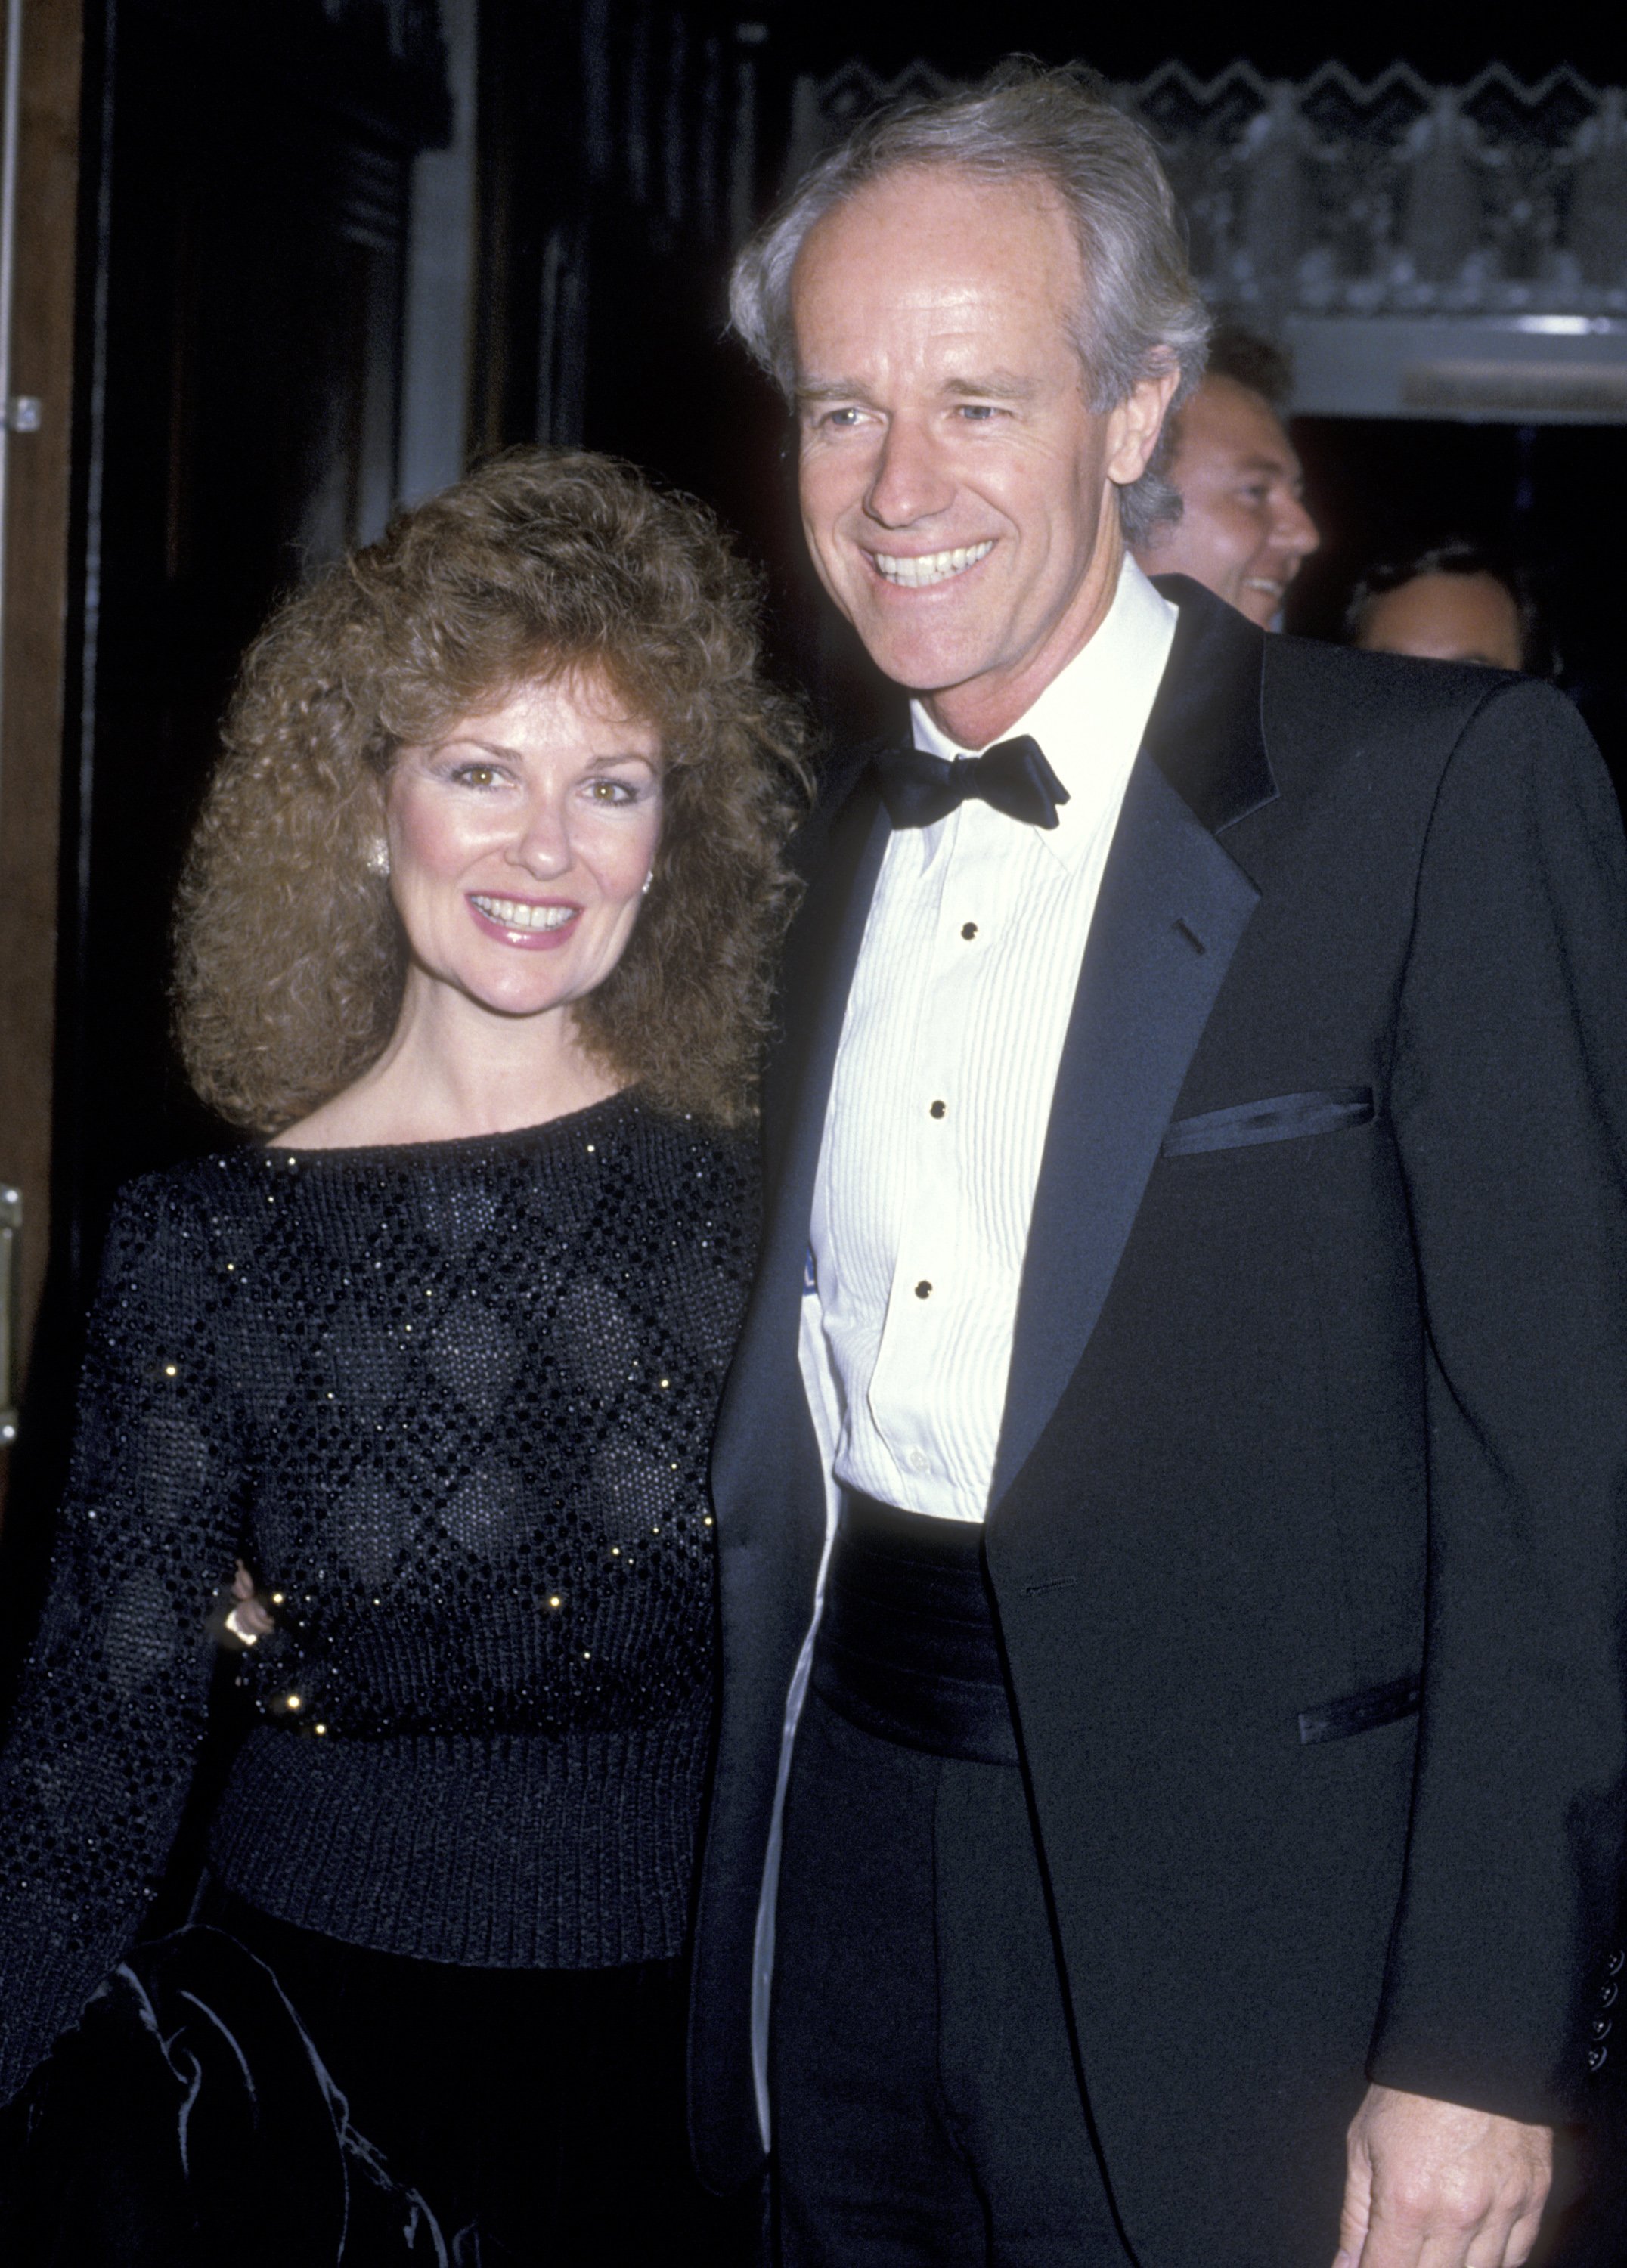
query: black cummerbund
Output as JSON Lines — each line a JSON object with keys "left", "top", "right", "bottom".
{"left": 810, "top": 1493, "right": 1020, "bottom": 1767}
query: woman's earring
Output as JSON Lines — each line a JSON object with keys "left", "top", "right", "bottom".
{"left": 640, "top": 869, "right": 654, "bottom": 897}
{"left": 367, "top": 838, "right": 391, "bottom": 878}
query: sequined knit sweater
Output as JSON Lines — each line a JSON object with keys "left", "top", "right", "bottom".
{"left": 0, "top": 1092, "right": 755, "bottom": 2105}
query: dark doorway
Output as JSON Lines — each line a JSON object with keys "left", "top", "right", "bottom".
{"left": 1287, "top": 418, "right": 1627, "bottom": 793}
{"left": 57, "top": 1, "right": 450, "bottom": 1296}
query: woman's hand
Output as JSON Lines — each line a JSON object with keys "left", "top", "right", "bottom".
{"left": 222, "top": 1561, "right": 277, "bottom": 1647}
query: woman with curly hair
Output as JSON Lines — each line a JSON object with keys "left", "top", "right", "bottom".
{"left": 0, "top": 448, "right": 809, "bottom": 2263}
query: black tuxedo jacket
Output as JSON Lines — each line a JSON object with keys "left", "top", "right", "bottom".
{"left": 688, "top": 578, "right": 1627, "bottom": 2265}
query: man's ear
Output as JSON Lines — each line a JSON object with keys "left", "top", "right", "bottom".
{"left": 1105, "top": 365, "right": 1181, "bottom": 488}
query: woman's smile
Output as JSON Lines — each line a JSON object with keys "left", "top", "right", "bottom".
{"left": 465, "top": 892, "right": 581, "bottom": 946}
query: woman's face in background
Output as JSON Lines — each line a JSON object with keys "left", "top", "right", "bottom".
{"left": 386, "top": 670, "right": 664, "bottom": 1027}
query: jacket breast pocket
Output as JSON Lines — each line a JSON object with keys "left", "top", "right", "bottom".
{"left": 1161, "top": 1087, "right": 1374, "bottom": 1160}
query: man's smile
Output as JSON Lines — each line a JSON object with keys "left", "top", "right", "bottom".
{"left": 866, "top": 541, "right": 996, "bottom": 590}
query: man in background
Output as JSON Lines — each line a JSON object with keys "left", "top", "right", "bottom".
{"left": 1348, "top": 539, "right": 1539, "bottom": 671}
{"left": 1134, "top": 323, "right": 1319, "bottom": 625}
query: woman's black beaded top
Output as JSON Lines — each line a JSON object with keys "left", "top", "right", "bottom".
{"left": 0, "top": 1091, "right": 755, "bottom": 2104}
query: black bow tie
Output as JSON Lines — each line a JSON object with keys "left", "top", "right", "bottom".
{"left": 873, "top": 735, "right": 1071, "bottom": 832}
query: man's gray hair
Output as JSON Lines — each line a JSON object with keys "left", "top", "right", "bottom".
{"left": 729, "top": 60, "right": 1211, "bottom": 544}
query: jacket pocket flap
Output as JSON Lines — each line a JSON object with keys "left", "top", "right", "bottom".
{"left": 1163, "top": 1087, "right": 1374, "bottom": 1159}
{"left": 1298, "top": 1675, "right": 1420, "bottom": 1746}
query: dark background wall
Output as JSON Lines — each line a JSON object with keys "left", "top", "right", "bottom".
{"left": 59, "top": 0, "right": 448, "bottom": 1248}
{"left": 765, "top": 0, "right": 1619, "bottom": 85}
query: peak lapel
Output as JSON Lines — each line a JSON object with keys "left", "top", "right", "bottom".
{"left": 990, "top": 584, "right": 1275, "bottom": 1507}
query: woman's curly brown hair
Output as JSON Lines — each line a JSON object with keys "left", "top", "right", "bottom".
{"left": 175, "top": 448, "right": 813, "bottom": 1133}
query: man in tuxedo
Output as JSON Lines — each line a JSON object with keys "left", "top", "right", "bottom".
{"left": 687, "top": 61, "right": 1627, "bottom": 2268}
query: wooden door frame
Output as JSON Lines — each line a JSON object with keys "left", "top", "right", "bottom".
{"left": 0, "top": 0, "right": 84, "bottom": 1517}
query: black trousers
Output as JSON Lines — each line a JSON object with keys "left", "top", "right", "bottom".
{"left": 772, "top": 1691, "right": 1131, "bottom": 2268}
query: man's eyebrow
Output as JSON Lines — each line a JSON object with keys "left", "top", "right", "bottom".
{"left": 795, "top": 378, "right": 878, "bottom": 408}
{"left": 1223, "top": 451, "right": 1300, "bottom": 478}
{"left": 943, "top": 373, "right": 1037, "bottom": 401}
